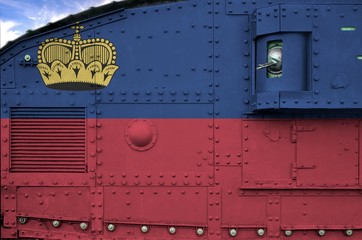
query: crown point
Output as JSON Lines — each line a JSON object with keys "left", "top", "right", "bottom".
{"left": 36, "top": 23, "right": 119, "bottom": 90}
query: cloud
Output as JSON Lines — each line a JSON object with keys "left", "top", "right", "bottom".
{"left": 0, "top": 20, "right": 22, "bottom": 47}
{"left": 0, "top": 0, "right": 121, "bottom": 47}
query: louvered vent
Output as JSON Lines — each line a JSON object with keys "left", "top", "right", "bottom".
{"left": 10, "top": 108, "right": 87, "bottom": 173}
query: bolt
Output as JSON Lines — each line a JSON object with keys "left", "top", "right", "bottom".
{"left": 230, "top": 228, "right": 237, "bottom": 237}
{"left": 80, "top": 222, "right": 88, "bottom": 230}
{"left": 345, "top": 229, "right": 353, "bottom": 236}
{"left": 141, "top": 225, "right": 149, "bottom": 233}
{"left": 18, "top": 217, "right": 27, "bottom": 224}
{"left": 196, "top": 228, "right": 204, "bottom": 235}
{"left": 24, "top": 55, "right": 31, "bottom": 61}
{"left": 318, "top": 229, "right": 326, "bottom": 236}
{"left": 169, "top": 226, "right": 176, "bottom": 234}
{"left": 52, "top": 220, "right": 61, "bottom": 228}
{"left": 284, "top": 230, "right": 293, "bottom": 236}
{"left": 257, "top": 229, "right": 265, "bottom": 236}
{"left": 107, "top": 223, "right": 115, "bottom": 232}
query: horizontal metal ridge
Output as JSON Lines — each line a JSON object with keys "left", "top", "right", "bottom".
{"left": 10, "top": 108, "right": 87, "bottom": 173}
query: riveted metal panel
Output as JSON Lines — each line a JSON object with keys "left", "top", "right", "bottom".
{"left": 226, "top": 0, "right": 286, "bottom": 15}
{"left": 224, "top": 195, "right": 267, "bottom": 227}
{"left": 280, "top": 4, "right": 313, "bottom": 32}
{"left": 242, "top": 120, "right": 295, "bottom": 188}
{"left": 95, "top": 1, "right": 213, "bottom": 104}
{"left": 103, "top": 187, "right": 208, "bottom": 225}
{"left": 95, "top": 118, "right": 214, "bottom": 186}
{"left": 1, "top": 186, "right": 17, "bottom": 229}
{"left": 281, "top": 195, "right": 362, "bottom": 228}
{"left": 214, "top": 3, "right": 250, "bottom": 118}
{"left": 214, "top": 119, "right": 243, "bottom": 166}
{"left": 0, "top": 59, "right": 15, "bottom": 89}
{"left": 254, "top": 5, "right": 280, "bottom": 36}
{"left": 296, "top": 120, "right": 359, "bottom": 187}
{"left": 1, "top": 0, "right": 362, "bottom": 239}
{"left": 17, "top": 187, "right": 90, "bottom": 220}
{"left": 1, "top": 118, "right": 10, "bottom": 172}
{"left": 312, "top": 5, "right": 362, "bottom": 109}
{"left": 0, "top": 173, "right": 95, "bottom": 187}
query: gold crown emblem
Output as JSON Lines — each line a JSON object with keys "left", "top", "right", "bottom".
{"left": 36, "top": 22, "right": 119, "bottom": 90}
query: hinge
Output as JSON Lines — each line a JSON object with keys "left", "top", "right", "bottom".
{"left": 291, "top": 125, "right": 315, "bottom": 143}
{"left": 292, "top": 163, "right": 316, "bottom": 180}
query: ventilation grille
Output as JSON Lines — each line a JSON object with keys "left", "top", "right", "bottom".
{"left": 10, "top": 108, "right": 87, "bottom": 173}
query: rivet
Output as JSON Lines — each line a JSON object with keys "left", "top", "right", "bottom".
{"left": 52, "top": 220, "right": 61, "bottom": 228}
{"left": 141, "top": 225, "right": 149, "bottom": 233}
{"left": 229, "top": 228, "right": 237, "bottom": 237}
{"left": 169, "top": 226, "right": 176, "bottom": 234}
{"left": 257, "top": 229, "right": 265, "bottom": 236}
{"left": 18, "top": 217, "right": 28, "bottom": 224}
{"left": 318, "top": 230, "right": 326, "bottom": 236}
{"left": 107, "top": 223, "right": 116, "bottom": 232}
{"left": 345, "top": 229, "right": 353, "bottom": 236}
{"left": 80, "top": 222, "right": 88, "bottom": 230}
{"left": 196, "top": 228, "right": 204, "bottom": 235}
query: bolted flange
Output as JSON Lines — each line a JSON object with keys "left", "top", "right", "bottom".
{"left": 18, "top": 217, "right": 27, "bottom": 224}
{"left": 318, "top": 229, "right": 326, "bottom": 236}
{"left": 80, "top": 222, "right": 88, "bottom": 230}
{"left": 284, "top": 230, "right": 293, "bottom": 236}
{"left": 52, "top": 220, "right": 61, "bottom": 228}
{"left": 141, "top": 225, "right": 149, "bottom": 233}
{"left": 196, "top": 228, "right": 204, "bottom": 236}
{"left": 229, "top": 228, "right": 237, "bottom": 237}
{"left": 169, "top": 226, "right": 176, "bottom": 234}
{"left": 257, "top": 228, "right": 265, "bottom": 236}
{"left": 107, "top": 223, "right": 115, "bottom": 232}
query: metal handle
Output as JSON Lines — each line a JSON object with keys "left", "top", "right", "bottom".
{"left": 256, "top": 62, "right": 276, "bottom": 70}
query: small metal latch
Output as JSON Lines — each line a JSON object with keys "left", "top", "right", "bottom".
{"left": 291, "top": 125, "right": 315, "bottom": 143}
{"left": 292, "top": 163, "right": 316, "bottom": 179}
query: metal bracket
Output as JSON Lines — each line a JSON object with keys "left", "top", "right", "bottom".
{"left": 291, "top": 126, "right": 315, "bottom": 143}
{"left": 292, "top": 163, "right": 316, "bottom": 180}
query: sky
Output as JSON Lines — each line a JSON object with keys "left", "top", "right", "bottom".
{"left": 0, "top": 0, "right": 122, "bottom": 48}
